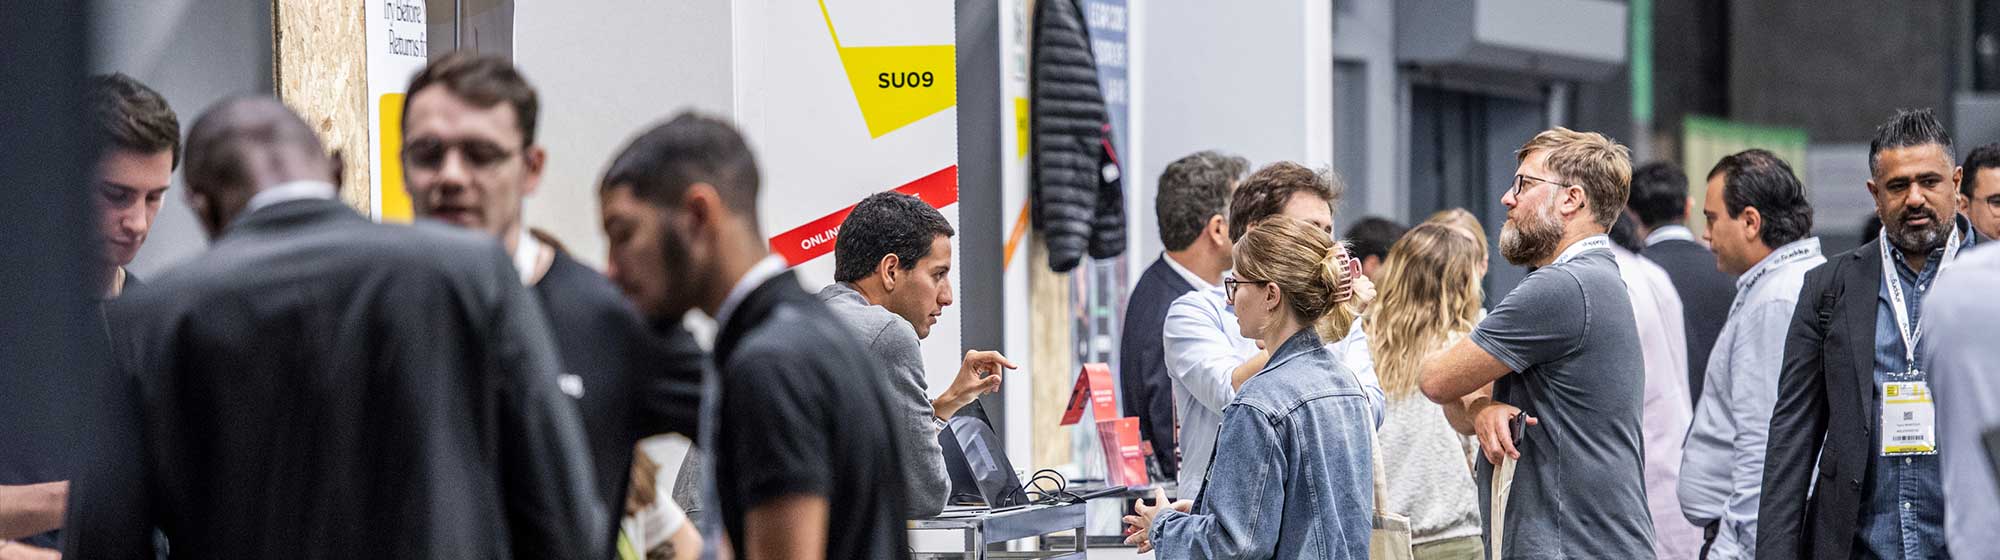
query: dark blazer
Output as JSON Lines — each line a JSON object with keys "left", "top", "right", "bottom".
{"left": 533, "top": 249, "right": 705, "bottom": 554}
{"left": 1757, "top": 241, "right": 1881, "bottom": 560}
{"left": 1119, "top": 255, "right": 1196, "bottom": 479}
{"left": 710, "top": 270, "right": 909, "bottom": 559}
{"left": 1643, "top": 238, "right": 1735, "bottom": 403}
{"left": 70, "top": 199, "right": 604, "bottom": 559}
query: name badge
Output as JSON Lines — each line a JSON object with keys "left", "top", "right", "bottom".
{"left": 1880, "top": 381, "right": 1937, "bottom": 456}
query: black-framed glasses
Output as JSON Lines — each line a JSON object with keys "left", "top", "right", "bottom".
{"left": 1509, "top": 173, "right": 1571, "bottom": 198}
{"left": 1223, "top": 276, "right": 1271, "bottom": 305}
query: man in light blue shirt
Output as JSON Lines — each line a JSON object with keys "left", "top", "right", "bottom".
{"left": 1676, "top": 149, "right": 1823, "bottom": 559}
{"left": 1162, "top": 161, "right": 1384, "bottom": 499}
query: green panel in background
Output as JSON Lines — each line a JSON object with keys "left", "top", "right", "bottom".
{"left": 1680, "top": 116, "right": 1810, "bottom": 238}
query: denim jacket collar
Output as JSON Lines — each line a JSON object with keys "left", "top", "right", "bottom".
{"left": 1260, "top": 327, "right": 1325, "bottom": 375}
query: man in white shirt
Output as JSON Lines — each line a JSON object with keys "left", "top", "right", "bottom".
{"left": 1609, "top": 216, "right": 1702, "bottom": 560}
{"left": 1161, "top": 161, "right": 1384, "bottom": 499}
{"left": 1678, "top": 149, "right": 1823, "bottom": 559}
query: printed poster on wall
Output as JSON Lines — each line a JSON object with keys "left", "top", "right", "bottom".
{"left": 732, "top": 0, "right": 962, "bottom": 389}
{"left": 366, "top": 0, "right": 430, "bottom": 222}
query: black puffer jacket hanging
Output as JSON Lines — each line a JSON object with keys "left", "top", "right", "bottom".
{"left": 1030, "top": 0, "right": 1125, "bottom": 273}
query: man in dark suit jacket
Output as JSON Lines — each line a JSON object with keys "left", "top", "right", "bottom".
{"left": 398, "top": 53, "right": 706, "bottom": 556}
{"left": 598, "top": 112, "right": 909, "bottom": 559}
{"left": 66, "top": 97, "right": 605, "bottom": 559}
{"left": 1119, "top": 150, "right": 1245, "bottom": 480}
{"left": 1759, "top": 109, "right": 1974, "bottom": 559}
{"left": 1628, "top": 161, "right": 1735, "bottom": 404}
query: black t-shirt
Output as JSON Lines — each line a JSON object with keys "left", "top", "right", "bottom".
{"left": 532, "top": 250, "right": 705, "bottom": 553}
{"left": 713, "top": 273, "right": 909, "bottom": 559}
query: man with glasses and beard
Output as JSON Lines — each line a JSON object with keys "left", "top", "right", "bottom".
{"left": 1758, "top": 108, "right": 1976, "bottom": 560}
{"left": 1419, "top": 128, "right": 1655, "bottom": 559}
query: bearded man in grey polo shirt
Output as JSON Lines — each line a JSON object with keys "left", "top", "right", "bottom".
{"left": 1420, "top": 127, "right": 1655, "bottom": 559}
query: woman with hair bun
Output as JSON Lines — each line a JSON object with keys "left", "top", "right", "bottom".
{"left": 1124, "top": 216, "right": 1374, "bottom": 559}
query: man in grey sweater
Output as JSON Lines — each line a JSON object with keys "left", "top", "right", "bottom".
{"left": 817, "top": 192, "right": 1017, "bottom": 518}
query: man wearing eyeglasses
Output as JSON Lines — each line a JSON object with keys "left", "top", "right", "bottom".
{"left": 401, "top": 52, "right": 706, "bottom": 559}
{"left": 1420, "top": 128, "right": 1654, "bottom": 558}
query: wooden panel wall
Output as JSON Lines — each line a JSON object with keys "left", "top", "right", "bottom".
{"left": 273, "top": 0, "right": 371, "bottom": 215}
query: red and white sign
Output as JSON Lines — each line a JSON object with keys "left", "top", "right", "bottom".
{"left": 733, "top": 0, "right": 961, "bottom": 389}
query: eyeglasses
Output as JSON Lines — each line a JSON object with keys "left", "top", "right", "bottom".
{"left": 1223, "top": 276, "right": 1271, "bottom": 305}
{"left": 1509, "top": 173, "right": 1571, "bottom": 199}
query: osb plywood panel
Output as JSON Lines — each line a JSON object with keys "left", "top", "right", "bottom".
{"left": 1028, "top": 238, "right": 1074, "bottom": 470}
{"left": 274, "top": 0, "right": 370, "bottom": 215}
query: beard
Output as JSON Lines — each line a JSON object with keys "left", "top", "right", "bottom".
{"left": 1500, "top": 200, "right": 1564, "bottom": 265}
{"left": 653, "top": 212, "right": 709, "bottom": 321}
{"left": 1880, "top": 204, "right": 1951, "bottom": 257}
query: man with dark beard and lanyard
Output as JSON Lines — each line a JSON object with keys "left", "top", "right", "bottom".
{"left": 1759, "top": 108, "right": 1976, "bottom": 560}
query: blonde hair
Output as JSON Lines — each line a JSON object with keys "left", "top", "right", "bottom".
{"left": 1364, "top": 224, "right": 1487, "bottom": 398}
{"left": 1515, "top": 127, "right": 1633, "bottom": 229}
{"left": 1234, "top": 216, "right": 1361, "bottom": 341}
{"left": 1424, "top": 208, "right": 1488, "bottom": 252}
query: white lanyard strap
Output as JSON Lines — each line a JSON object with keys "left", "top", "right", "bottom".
{"left": 1880, "top": 226, "right": 1962, "bottom": 374}
{"left": 1553, "top": 235, "right": 1613, "bottom": 265}
{"left": 1729, "top": 242, "right": 1822, "bottom": 315}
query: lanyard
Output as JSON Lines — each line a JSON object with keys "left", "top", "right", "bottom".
{"left": 1553, "top": 235, "right": 1613, "bottom": 265}
{"left": 1729, "top": 242, "right": 1822, "bottom": 315}
{"left": 1880, "top": 226, "right": 1962, "bottom": 376}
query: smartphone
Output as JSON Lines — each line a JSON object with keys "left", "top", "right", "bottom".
{"left": 1510, "top": 412, "right": 1533, "bottom": 446}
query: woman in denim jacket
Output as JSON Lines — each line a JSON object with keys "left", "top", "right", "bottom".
{"left": 1125, "top": 216, "right": 1376, "bottom": 559}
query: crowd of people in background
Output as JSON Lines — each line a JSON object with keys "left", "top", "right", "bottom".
{"left": 2, "top": 49, "right": 1998, "bottom": 560}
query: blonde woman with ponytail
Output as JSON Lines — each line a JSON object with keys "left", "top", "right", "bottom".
{"left": 1125, "top": 216, "right": 1375, "bottom": 559}
{"left": 1362, "top": 223, "right": 1489, "bottom": 560}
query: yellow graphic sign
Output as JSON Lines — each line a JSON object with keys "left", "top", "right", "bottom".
{"left": 819, "top": 0, "right": 955, "bottom": 138}
{"left": 377, "top": 93, "right": 413, "bottom": 223}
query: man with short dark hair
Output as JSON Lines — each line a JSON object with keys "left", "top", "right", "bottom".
{"left": 0, "top": 73, "right": 179, "bottom": 556}
{"left": 1957, "top": 143, "right": 2000, "bottom": 241}
{"left": 1627, "top": 161, "right": 1734, "bottom": 406}
{"left": 1119, "top": 150, "right": 1245, "bottom": 482}
{"left": 1343, "top": 216, "right": 1408, "bottom": 283}
{"left": 1760, "top": 108, "right": 1976, "bottom": 560}
{"left": 599, "top": 112, "right": 909, "bottom": 559}
{"left": 1676, "top": 149, "right": 1822, "bottom": 559}
{"left": 68, "top": 96, "right": 604, "bottom": 559}
{"left": 1421, "top": 127, "right": 1654, "bottom": 558}
{"left": 817, "top": 191, "right": 1015, "bottom": 518}
{"left": 86, "top": 73, "right": 180, "bottom": 298}
{"left": 400, "top": 52, "right": 704, "bottom": 558}
{"left": 1161, "top": 161, "right": 1384, "bottom": 500}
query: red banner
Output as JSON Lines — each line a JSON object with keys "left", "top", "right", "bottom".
{"left": 1060, "top": 363, "right": 1119, "bottom": 426}
{"left": 767, "top": 165, "right": 960, "bottom": 266}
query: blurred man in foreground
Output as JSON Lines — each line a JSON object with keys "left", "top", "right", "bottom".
{"left": 68, "top": 96, "right": 604, "bottom": 559}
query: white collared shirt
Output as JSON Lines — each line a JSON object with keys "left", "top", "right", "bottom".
{"left": 1162, "top": 253, "right": 1216, "bottom": 292}
{"left": 1645, "top": 225, "right": 1697, "bottom": 247}
{"left": 512, "top": 227, "right": 542, "bottom": 286}
{"left": 1677, "top": 237, "right": 1824, "bottom": 559}
{"left": 714, "top": 254, "right": 789, "bottom": 328}
{"left": 244, "top": 180, "right": 337, "bottom": 213}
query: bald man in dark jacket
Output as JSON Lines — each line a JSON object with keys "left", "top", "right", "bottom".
{"left": 65, "top": 96, "right": 603, "bottom": 559}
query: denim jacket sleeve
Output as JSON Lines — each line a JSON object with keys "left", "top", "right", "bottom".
{"left": 1150, "top": 403, "right": 1284, "bottom": 560}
